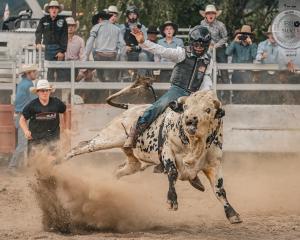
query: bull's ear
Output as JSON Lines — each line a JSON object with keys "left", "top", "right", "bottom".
{"left": 169, "top": 101, "right": 184, "bottom": 113}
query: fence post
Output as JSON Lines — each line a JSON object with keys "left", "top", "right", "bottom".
{"left": 212, "top": 47, "right": 217, "bottom": 92}
{"left": 11, "top": 62, "right": 17, "bottom": 105}
{"left": 70, "top": 61, "right": 75, "bottom": 106}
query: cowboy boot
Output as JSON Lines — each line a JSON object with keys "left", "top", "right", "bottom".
{"left": 124, "top": 122, "right": 147, "bottom": 149}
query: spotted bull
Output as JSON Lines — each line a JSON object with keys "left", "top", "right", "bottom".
{"left": 64, "top": 90, "right": 242, "bottom": 224}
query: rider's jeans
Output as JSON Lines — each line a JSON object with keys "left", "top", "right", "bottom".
{"left": 137, "top": 84, "right": 190, "bottom": 128}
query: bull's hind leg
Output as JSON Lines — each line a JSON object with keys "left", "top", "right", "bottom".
{"left": 115, "top": 148, "right": 141, "bottom": 179}
{"left": 203, "top": 163, "right": 242, "bottom": 224}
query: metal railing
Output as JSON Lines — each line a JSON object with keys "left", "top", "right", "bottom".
{"left": 1, "top": 47, "right": 300, "bottom": 105}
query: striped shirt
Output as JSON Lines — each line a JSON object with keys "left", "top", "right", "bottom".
{"left": 200, "top": 20, "right": 228, "bottom": 48}
{"left": 84, "top": 20, "right": 125, "bottom": 61}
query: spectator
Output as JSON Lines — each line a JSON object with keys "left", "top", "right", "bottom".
{"left": 120, "top": 5, "right": 147, "bottom": 61}
{"left": 84, "top": 10, "right": 125, "bottom": 82}
{"left": 19, "top": 79, "right": 66, "bottom": 157}
{"left": 35, "top": 1, "right": 68, "bottom": 82}
{"left": 200, "top": 5, "right": 228, "bottom": 80}
{"left": 107, "top": 5, "right": 120, "bottom": 26}
{"left": 64, "top": 17, "right": 85, "bottom": 81}
{"left": 8, "top": 64, "right": 38, "bottom": 173}
{"left": 226, "top": 25, "right": 257, "bottom": 103}
{"left": 157, "top": 21, "right": 184, "bottom": 81}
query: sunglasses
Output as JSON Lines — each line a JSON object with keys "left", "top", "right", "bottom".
{"left": 37, "top": 89, "right": 51, "bottom": 93}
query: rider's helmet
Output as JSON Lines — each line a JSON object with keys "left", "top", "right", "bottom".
{"left": 188, "top": 25, "right": 211, "bottom": 56}
{"left": 125, "top": 5, "right": 139, "bottom": 17}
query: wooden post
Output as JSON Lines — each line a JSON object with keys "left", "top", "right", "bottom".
{"left": 71, "top": 0, "right": 77, "bottom": 18}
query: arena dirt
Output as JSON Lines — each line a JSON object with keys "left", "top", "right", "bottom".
{"left": 0, "top": 151, "right": 300, "bottom": 240}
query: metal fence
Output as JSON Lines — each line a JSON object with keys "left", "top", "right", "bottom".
{"left": 0, "top": 46, "right": 300, "bottom": 105}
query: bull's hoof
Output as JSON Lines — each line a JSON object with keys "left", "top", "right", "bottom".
{"left": 167, "top": 200, "right": 178, "bottom": 211}
{"left": 153, "top": 163, "right": 164, "bottom": 173}
{"left": 228, "top": 214, "right": 242, "bottom": 224}
{"left": 189, "top": 176, "right": 205, "bottom": 192}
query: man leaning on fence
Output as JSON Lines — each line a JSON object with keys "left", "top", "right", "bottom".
{"left": 35, "top": 1, "right": 68, "bottom": 82}
{"left": 84, "top": 10, "right": 125, "bottom": 82}
{"left": 7, "top": 64, "right": 38, "bottom": 174}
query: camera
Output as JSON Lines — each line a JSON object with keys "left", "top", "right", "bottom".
{"left": 238, "top": 34, "right": 248, "bottom": 41}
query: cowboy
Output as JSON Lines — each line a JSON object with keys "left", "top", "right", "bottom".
{"left": 35, "top": 0, "right": 67, "bottom": 82}
{"left": 85, "top": 9, "right": 125, "bottom": 82}
{"left": 107, "top": 5, "right": 120, "bottom": 25}
{"left": 157, "top": 21, "right": 184, "bottom": 82}
{"left": 8, "top": 64, "right": 38, "bottom": 172}
{"left": 124, "top": 25, "right": 213, "bottom": 149}
{"left": 120, "top": 5, "right": 147, "bottom": 61}
{"left": 157, "top": 21, "right": 184, "bottom": 62}
{"left": 200, "top": 4, "right": 229, "bottom": 101}
{"left": 19, "top": 79, "right": 66, "bottom": 156}
{"left": 226, "top": 25, "right": 257, "bottom": 103}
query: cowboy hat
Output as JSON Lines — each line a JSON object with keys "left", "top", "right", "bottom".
{"left": 92, "top": 10, "right": 113, "bottom": 25}
{"left": 147, "top": 25, "right": 159, "bottom": 34}
{"left": 66, "top": 17, "right": 79, "bottom": 29}
{"left": 199, "top": 4, "right": 222, "bottom": 18}
{"left": 237, "top": 25, "right": 254, "bottom": 35}
{"left": 159, "top": 21, "right": 178, "bottom": 37}
{"left": 30, "top": 79, "right": 55, "bottom": 94}
{"left": 263, "top": 25, "right": 273, "bottom": 35}
{"left": 18, "top": 64, "right": 38, "bottom": 74}
{"left": 107, "top": 5, "right": 119, "bottom": 14}
{"left": 44, "top": 1, "right": 64, "bottom": 13}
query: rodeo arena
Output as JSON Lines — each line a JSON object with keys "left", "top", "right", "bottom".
{"left": 0, "top": 0, "right": 300, "bottom": 239}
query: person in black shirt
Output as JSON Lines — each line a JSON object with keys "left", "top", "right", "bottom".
{"left": 19, "top": 79, "right": 66, "bottom": 156}
{"left": 35, "top": 1, "right": 68, "bottom": 81}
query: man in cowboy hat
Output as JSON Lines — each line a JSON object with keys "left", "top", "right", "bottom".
{"left": 8, "top": 64, "right": 38, "bottom": 172}
{"left": 35, "top": 0, "right": 67, "bottom": 81}
{"left": 107, "top": 5, "right": 120, "bottom": 25}
{"left": 200, "top": 4, "right": 229, "bottom": 101}
{"left": 85, "top": 9, "right": 125, "bottom": 82}
{"left": 226, "top": 25, "right": 257, "bottom": 103}
{"left": 19, "top": 79, "right": 66, "bottom": 156}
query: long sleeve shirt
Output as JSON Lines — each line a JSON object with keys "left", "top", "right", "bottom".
{"left": 65, "top": 35, "right": 85, "bottom": 61}
{"left": 84, "top": 20, "right": 125, "bottom": 61}
{"left": 256, "top": 39, "right": 279, "bottom": 64}
{"left": 200, "top": 20, "right": 228, "bottom": 48}
{"left": 35, "top": 15, "right": 68, "bottom": 53}
{"left": 226, "top": 41, "right": 257, "bottom": 63}
{"left": 15, "top": 78, "right": 36, "bottom": 113}
{"left": 156, "top": 37, "right": 184, "bottom": 62}
{"left": 140, "top": 40, "right": 213, "bottom": 90}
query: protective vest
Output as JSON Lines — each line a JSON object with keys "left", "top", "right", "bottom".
{"left": 170, "top": 47, "right": 211, "bottom": 92}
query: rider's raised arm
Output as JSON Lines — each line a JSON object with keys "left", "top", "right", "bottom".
{"left": 140, "top": 40, "right": 185, "bottom": 63}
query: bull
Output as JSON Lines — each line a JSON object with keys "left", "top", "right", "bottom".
{"left": 64, "top": 90, "right": 242, "bottom": 224}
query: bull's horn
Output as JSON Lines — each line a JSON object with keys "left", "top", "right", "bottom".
{"left": 177, "top": 96, "right": 188, "bottom": 104}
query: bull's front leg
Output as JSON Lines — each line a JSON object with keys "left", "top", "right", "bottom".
{"left": 164, "top": 159, "right": 178, "bottom": 211}
{"left": 204, "top": 162, "right": 242, "bottom": 224}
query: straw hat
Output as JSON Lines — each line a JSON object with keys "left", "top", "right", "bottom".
{"left": 159, "top": 21, "right": 178, "bottom": 37}
{"left": 237, "top": 25, "right": 253, "bottom": 34}
{"left": 30, "top": 79, "right": 55, "bottom": 94}
{"left": 66, "top": 17, "right": 79, "bottom": 29}
{"left": 19, "top": 64, "right": 38, "bottom": 74}
{"left": 263, "top": 25, "right": 273, "bottom": 35}
{"left": 107, "top": 5, "right": 119, "bottom": 14}
{"left": 44, "top": 1, "right": 64, "bottom": 13}
{"left": 199, "top": 5, "right": 222, "bottom": 18}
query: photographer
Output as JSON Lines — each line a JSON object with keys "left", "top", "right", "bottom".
{"left": 226, "top": 25, "right": 257, "bottom": 103}
{"left": 120, "top": 5, "right": 147, "bottom": 61}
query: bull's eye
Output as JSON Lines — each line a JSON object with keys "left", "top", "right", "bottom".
{"left": 183, "top": 104, "right": 187, "bottom": 110}
{"left": 205, "top": 108, "right": 211, "bottom": 114}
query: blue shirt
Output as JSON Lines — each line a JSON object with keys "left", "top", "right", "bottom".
{"left": 157, "top": 37, "right": 184, "bottom": 62}
{"left": 15, "top": 78, "right": 36, "bottom": 113}
{"left": 226, "top": 41, "right": 257, "bottom": 63}
{"left": 256, "top": 39, "right": 279, "bottom": 64}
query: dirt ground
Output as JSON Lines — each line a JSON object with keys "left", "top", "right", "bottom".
{"left": 0, "top": 152, "right": 300, "bottom": 240}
